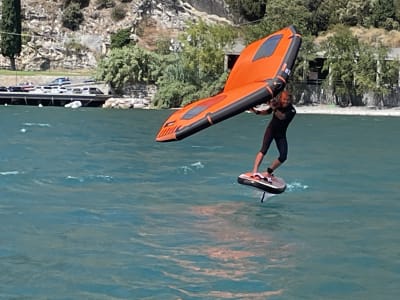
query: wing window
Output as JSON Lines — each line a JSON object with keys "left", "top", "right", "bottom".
{"left": 182, "top": 106, "right": 207, "bottom": 120}
{"left": 253, "top": 34, "right": 283, "bottom": 61}
{"left": 182, "top": 94, "right": 227, "bottom": 120}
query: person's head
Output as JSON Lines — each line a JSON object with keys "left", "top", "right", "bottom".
{"left": 279, "top": 90, "right": 291, "bottom": 107}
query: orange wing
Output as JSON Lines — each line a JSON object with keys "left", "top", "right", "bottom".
{"left": 156, "top": 25, "right": 302, "bottom": 142}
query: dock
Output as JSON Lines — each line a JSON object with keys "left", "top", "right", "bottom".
{"left": 0, "top": 92, "right": 111, "bottom": 107}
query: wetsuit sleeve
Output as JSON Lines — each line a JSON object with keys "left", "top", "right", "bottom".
{"left": 285, "top": 106, "right": 296, "bottom": 121}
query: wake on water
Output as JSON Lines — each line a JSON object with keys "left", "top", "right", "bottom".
{"left": 178, "top": 161, "right": 309, "bottom": 201}
{"left": 286, "top": 181, "right": 309, "bottom": 192}
{"left": 178, "top": 161, "right": 205, "bottom": 175}
{"left": 244, "top": 181, "right": 309, "bottom": 203}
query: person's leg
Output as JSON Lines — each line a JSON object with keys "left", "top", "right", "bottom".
{"left": 252, "top": 151, "right": 265, "bottom": 174}
{"left": 267, "top": 137, "right": 288, "bottom": 175}
{"left": 252, "top": 127, "right": 273, "bottom": 175}
{"left": 268, "top": 159, "right": 282, "bottom": 174}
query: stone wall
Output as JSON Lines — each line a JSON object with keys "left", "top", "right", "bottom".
{"left": 0, "top": 0, "right": 231, "bottom": 71}
{"left": 184, "top": 0, "right": 229, "bottom": 18}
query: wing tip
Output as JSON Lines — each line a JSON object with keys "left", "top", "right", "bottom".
{"left": 155, "top": 132, "right": 177, "bottom": 142}
{"left": 155, "top": 121, "right": 179, "bottom": 142}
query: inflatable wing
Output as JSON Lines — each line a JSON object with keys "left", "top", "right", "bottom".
{"left": 156, "top": 25, "right": 302, "bottom": 142}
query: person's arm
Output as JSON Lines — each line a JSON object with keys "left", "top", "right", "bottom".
{"left": 269, "top": 100, "right": 287, "bottom": 119}
{"left": 273, "top": 108, "right": 287, "bottom": 120}
{"left": 273, "top": 105, "right": 296, "bottom": 120}
{"left": 250, "top": 106, "right": 273, "bottom": 115}
{"left": 249, "top": 107, "right": 258, "bottom": 114}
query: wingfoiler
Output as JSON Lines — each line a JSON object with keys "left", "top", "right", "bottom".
{"left": 155, "top": 25, "right": 302, "bottom": 142}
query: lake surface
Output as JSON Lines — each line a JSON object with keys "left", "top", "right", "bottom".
{"left": 0, "top": 106, "right": 399, "bottom": 299}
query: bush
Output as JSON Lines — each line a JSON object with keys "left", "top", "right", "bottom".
{"left": 62, "top": 0, "right": 90, "bottom": 8}
{"left": 62, "top": 2, "right": 84, "bottom": 31}
{"left": 110, "top": 28, "right": 132, "bottom": 49}
{"left": 65, "top": 39, "right": 89, "bottom": 55}
{"left": 111, "top": 5, "right": 126, "bottom": 21}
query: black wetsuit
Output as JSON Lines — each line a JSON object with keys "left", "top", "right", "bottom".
{"left": 260, "top": 104, "right": 296, "bottom": 163}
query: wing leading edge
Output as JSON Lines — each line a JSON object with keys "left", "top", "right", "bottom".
{"left": 155, "top": 25, "right": 302, "bottom": 142}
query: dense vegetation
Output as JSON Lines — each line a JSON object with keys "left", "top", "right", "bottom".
{"left": 95, "top": 0, "right": 400, "bottom": 107}
{"left": 2, "top": 0, "right": 400, "bottom": 106}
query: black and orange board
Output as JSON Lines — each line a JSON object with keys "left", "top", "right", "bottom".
{"left": 155, "top": 25, "right": 302, "bottom": 142}
{"left": 237, "top": 172, "right": 286, "bottom": 194}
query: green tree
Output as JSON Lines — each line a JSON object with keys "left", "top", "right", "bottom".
{"left": 96, "top": 45, "right": 160, "bottom": 94}
{"left": 356, "top": 43, "right": 399, "bottom": 92}
{"left": 111, "top": 4, "right": 126, "bottom": 21}
{"left": 225, "top": 0, "right": 266, "bottom": 21}
{"left": 304, "top": 0, "right": 324, "bottom": 34}
{"left": 151, "top": 21, "right": 237, "bottom": 108}
{"left": 371, "top": 0, "right": 399, "bottom": 30}
{"left": 339, "top": 0, "right": 372, "bottom": 27}
{"left": 292, "top": 34, "right": 317, "bottom": 83}
{"left": 152, "top": 50, "right": 229, "bottom": 108}
{"left": 394, "top": 0, "right": 400, "bottom": 21}
{"left": 243, "top": 0, "right": 311, "bottom": 42}
{"left": 62, "top": 2, "right": 84, "bottom": 31}
{"left": 151, "top": 53, "right": 188, "bottom": 108}
{"left": 378, "top": 51, "right": 400, "bottom": 91}
{"left": 320, "top": 25, "right": 397, "bottom": 106}
{"left": 263, "top": 0, "right": 311, "bottom": 35}
{"left": 62, "top": 0, "right": 90, "bottom": 8}
{"left": 352, "top": 42, "right": 399, "bottom": 106}
{"left": 307, "top": 0, "right": 372, "bottom": 33}
{"left": 309, "top": 0, "right": 333, "bottom": 34}
{"left": 320, "top": 26, "right": 364, "bottom": 105}
{"left": 308, "top": 0, "right": 350, "bottom": 33}
{"left": 178, "top": 21, "right": 236, "bottom": 85}
{"left": 243, "top": 18, "right": 274, "bottom": 44}
{"left": 110, "top": 28, "right": 132, "bottom": 49}
{"left": 0, "top": 0, "right": 22, "bottom": 70}
{"left": 154, "top": 37, "right": 173, "bottom": 55}
{"left": 153, "top": 79, "right": 198, "bottom": 108}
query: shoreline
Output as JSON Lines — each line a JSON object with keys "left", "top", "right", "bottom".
{"left": 295, "top": 104, "right": 400, "bottom": 117}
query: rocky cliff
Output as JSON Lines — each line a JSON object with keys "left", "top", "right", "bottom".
{"left": 0, "top": 0, "right": 232, "bottom": 71}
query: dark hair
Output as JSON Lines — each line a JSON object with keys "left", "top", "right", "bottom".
{"left": 280, "top": 90, "right": 290, "bottom": 100}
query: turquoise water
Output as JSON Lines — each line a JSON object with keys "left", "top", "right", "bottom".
{"left": 0, "top": 106, "right": 399, "bottom": 299}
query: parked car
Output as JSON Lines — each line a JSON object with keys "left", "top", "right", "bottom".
{"left": 82, "top": 87, "right": 104, "bottom": 95}
{"left": 31, "top": 85, "right": 53, "bottom": 93}
{"left": 54, "top": 86, "right": 69, "bottom": 93}
{"left": 18, "top": 81, "right": 35, "bottom": 91}
{"left": 71, "top": 88, "right": 82, "bottom": 94}
{"left": 48, "top": 77, "right": 71, "bottom": 86}
{"left": 0, "top": 86, "right": 8, "bottom": 92}
{"left": 8, "top": 86, "right": 28, "bottom": 92}
{"left": 83, "top": 78, "right": 96, "bottom": 83}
